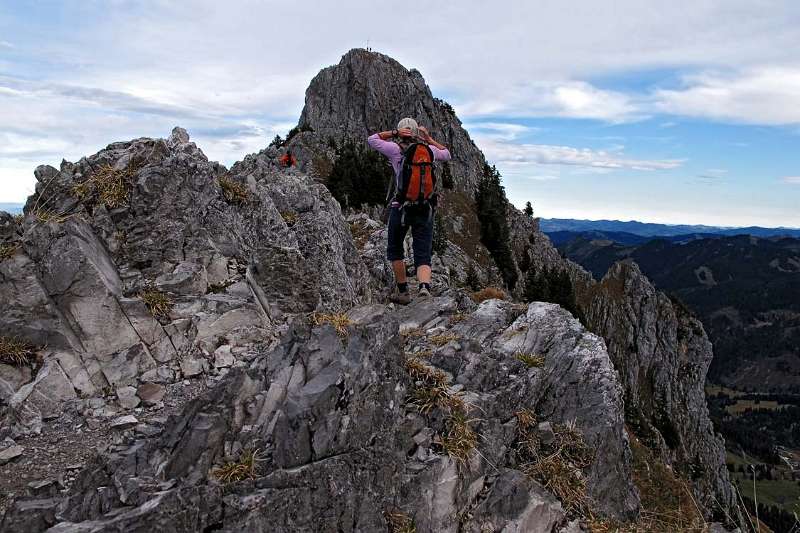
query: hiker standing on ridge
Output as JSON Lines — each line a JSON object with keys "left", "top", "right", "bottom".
{"left": 368, "top": 118, "right": 451, "bottom": 304}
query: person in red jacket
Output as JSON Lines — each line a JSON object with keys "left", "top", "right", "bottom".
{"left": 279, "top": 150, "right": 296, "bottom": 167}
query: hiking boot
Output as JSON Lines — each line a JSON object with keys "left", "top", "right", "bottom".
{"left": 389, "top": 289, "right": 412, "bottom": 305}
{"left": 418, "top": 287, "right": 431, "bottom": 299}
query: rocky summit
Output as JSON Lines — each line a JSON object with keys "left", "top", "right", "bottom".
{"left": 0, "top": 49, "right": 741, "bottom": 531}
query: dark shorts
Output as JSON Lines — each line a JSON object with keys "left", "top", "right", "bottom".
{"left": 387, "top": 203, "right": 434, "bottom": 267}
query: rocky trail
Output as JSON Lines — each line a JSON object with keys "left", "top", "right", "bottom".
{"left": 3, "top": 291, "right": 639, "bottom": 532}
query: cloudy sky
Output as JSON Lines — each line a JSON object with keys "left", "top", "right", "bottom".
{"left": 1, "top": 0, "right": 799, "bottom": 227}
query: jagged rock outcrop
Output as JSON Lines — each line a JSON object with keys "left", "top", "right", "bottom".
{"left": 517, "top": 217, "right": 739, "bottom": 520}
{"left": 296, "top": 49, "right": 485, "bottom": 195}
{"left": 0, "top": 128, "right": 371, "bottom": 439}
{"left": 579, "top": 260, "right": 738, "bottom": 520}
{"left": 2, "top": 296, "right": 638, "bottom": 532}
{"left": 286, "top": 49, "right": 494, "bottom": 269}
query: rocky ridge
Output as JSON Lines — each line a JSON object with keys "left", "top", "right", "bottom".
{"left": 0, "top": 48, "right": 740, "bottom": 531}
{"left": 287, "top": 48, "right": 738, "bottom": 523}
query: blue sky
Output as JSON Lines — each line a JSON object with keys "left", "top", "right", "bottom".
{"left": 1, "top": 0, "right": 799, "bottom": 227}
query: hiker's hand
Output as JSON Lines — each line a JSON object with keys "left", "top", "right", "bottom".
{"left": 398, "top": 127, "right": 414, "bottom": 138}
{"left": 419, "top": 126, "right": 432, "bottom": 141}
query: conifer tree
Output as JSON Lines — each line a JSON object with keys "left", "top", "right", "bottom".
{"left": 432, "top": 211, "right": 448, "bottom": 255}
{"left": 524, "top": 201, "right": 533, "bottom": 217}
{"left": 475, "top": 164, "right": 518, "bottom": 290}
{"left": 465, "top": 263, "right": 481, "bottom": 291}
{"left": 327, "top": 140, "right": 392, "bottom": 209}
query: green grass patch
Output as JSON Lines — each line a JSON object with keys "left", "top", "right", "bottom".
{"left": 732, "top": 474, "right": 800, "bottom": 513}
{"left": 726, "top": 399, "right": 784, "bottom": 415}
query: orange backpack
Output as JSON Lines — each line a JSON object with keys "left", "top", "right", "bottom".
{"left": 398, "top": 143, "right": 435, "bottom": 203}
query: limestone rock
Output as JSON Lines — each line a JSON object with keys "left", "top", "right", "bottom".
{"left": 179, "top": 357, "right": 205, "bottom": 378}
{"left": 116, "top": 386, "right": 140, "bottom": 409}
{"left": 0, "top": 445, "right": 24, "bottom": 465}
{"left": 110, "top": 415, "right": 138, "bottom": 430}
{"left": 580, "top": 260, "right": 738, "bottom": 517}
{"left": 137, "top": 383, "right": 165, "bottom": 406}
{"left": 212, "top": 345, "right": 234, "bottom": 368}
{"left": 1, "top": 298, "right": 639, "bottom": 531}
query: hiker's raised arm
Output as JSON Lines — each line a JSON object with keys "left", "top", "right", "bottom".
{"left": 367, "top": 131, "right": 401, "bottom": 157}
{"left": 419, "top": 127, "right": 451, "bottom": 161}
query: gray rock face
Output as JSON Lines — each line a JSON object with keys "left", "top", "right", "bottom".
{"left": 296, "top": 49, "right": 485, "bottom": 195}
{"left": 288, "top": 49, "right": 494, "bottom": 265}
{"left": 0, "top": 297, "right": 638, "bottom": 532}
{"left": 580, "top": 260, "right": 739, "bottom": 521}
{"left": 0, "top": 127, "right": 372, "bottom": 438}
{"left": 508, "top": 210, "right": 737, "bottom": 521}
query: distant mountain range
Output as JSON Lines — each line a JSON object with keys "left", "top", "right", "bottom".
{"left": 545, "top": 229, "right": 723, "bottom": 247}
{"left": 557, "top": 233, "right": 800, "bottom": 392}
{"left": 0, "top": 203, "right": 23, "bottom": 214}
{"left": 541, "top": 218, "right": 800, "bottom": 239}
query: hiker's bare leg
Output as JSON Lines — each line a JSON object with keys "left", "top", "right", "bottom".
{"left": 392, "top": 260, "right": 407, "bottom": 283}
{"left": 417, "top": 265, "right": 431, "bottom": 284}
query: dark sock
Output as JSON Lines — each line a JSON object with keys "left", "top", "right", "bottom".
{"left": 420, "top": 283, "right": 430, "bottom": 291}
{"left": 397, "top": 282, "right": 409, "bottom": 293}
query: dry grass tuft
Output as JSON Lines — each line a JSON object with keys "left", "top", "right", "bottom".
{"left": 212, "top": 449, "right": 261, "bottom": 484}
{"left": 516, "top": 352, "right": 545, "bottom": 368}
{"left": 348, "top": 220, "right": 373, "bottom": 248}
{"left": 218, "top": 175, "right": 249, "bottom": 204}
{"left": 439, "top": 410, "right": 478, "bottom": 464}
{"left": 0, "top": 243, "right": 19, "bottom": 262}
{"left": 405, "top": 357, "right": 466, "bottom": 414}
{"left": 12, "top": 213, "right": 24, "bottom": 225}
{"left": 517, "top": 419, "right": 595, "bottom": 516}
{"left": 0, "top": 336, "right": 37, "bottom": 366}
{"left": 405, "top": 355, "right": 478, "bottom": 463}
{"left": 515, "top": 409, "right": 537, "bottom": 429}
{"left": 448, "top": 312, "right": 469, "bottom": 324}
{"left": 73, "top": 163, "right": 137, "bottom": 209}
{"left": 471, "top": 287, "right": 507, "bottom": 303}
{"left": 311, "top": 312, "right": 353, "bottom": 337}
{"left": 385, "top": 510, "right": 416, "bottom": 533}
{"left": 280, "top": 211, "right": 298, "bottom": 226}
{"left": 430, "top": 332, "right": 459, "bottom": 347}
{"left": 33, "top": 209, "right": 71, "bottom": 224}
{"left": 140, "top": 288, "right": 172, "bottom": 320}
{"left": 583, "top": 434, "right": 708, "bottom": 532}
{"left": 401, "top": 328, "right": 425, "bottom": 339}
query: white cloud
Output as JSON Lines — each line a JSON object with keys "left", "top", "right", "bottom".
{"left": 525, "top": 174, "right": 560, "bottom": 181}
{"left": 782, "top": 176, "right": 800, "bottom": 184}
{"left": 463, "top": 122, "right": 534, "bottom": 140}
{"left": 696, "top": 168, "right": 728, "bottom": 181}
{"left": 655, "top": 68, "right": 800, "bottom": 125}
{"left": 475, "top": 136, "right": 683, "bottom": 171}
{"left": 457, "top": 81, "right": 643, "bottom": 123}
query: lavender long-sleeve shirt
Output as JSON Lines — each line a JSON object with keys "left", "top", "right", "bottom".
{"left": 367, "top": 133, "right": 451, "bottom": 189}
